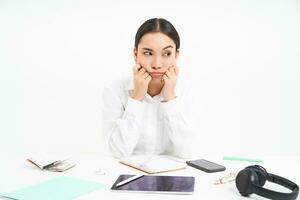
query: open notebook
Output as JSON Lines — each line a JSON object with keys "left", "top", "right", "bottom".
{"left": 119, "top": 155, "right": 187, "bottom": 174}
{"left": 26, "top": 153, "right": 75, "bottom": 172}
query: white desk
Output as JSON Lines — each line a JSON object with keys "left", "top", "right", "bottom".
{"left": 0, "top": 153, "right": 299, "bottom": 200}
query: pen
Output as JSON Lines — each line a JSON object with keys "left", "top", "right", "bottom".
{"left": 116, "top": 175, "right": 144, "bottom": 187}
{"left": 223, "top": 156, "right": 263, "bottom": 163}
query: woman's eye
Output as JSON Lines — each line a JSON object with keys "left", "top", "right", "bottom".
{"left": 143, "top": 51, "right": 152, "bottom": 56}
{"left": 163, "top": 52, "right": 172, "bottom": 57}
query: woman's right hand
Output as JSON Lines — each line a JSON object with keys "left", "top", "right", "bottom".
{"left": 131, "top": 63, "right": 152, "bottom": 101}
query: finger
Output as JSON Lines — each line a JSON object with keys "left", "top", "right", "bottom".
{"left": 145, "top": 75, "right": 152, "bottom": 82}
{"left": 137, "top": 67, "right": 146, "bottom": 75}
{"left": 174, "top": 65, "right": 179, "bottom": 75}
{"left": 133, "top": 63, "right": 141, "bottom": 74}
{"left": 163, "top": 74, "right": 169, "bottom": 80}
{"left": 169, "top": 67, "right": 176, "bottom": 76}
{"left": 165, "top": 70, "right": 172, "bottom": 78}
{"left": 142, "top": 72, "right": 149, "bottom": 79}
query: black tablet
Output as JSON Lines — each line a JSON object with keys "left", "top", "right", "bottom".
{"left": 111, "top": 174, "right": 195, "bottom": 194}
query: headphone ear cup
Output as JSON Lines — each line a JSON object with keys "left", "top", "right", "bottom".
{"left": 236, "top": 168, "right": 258, "bottom": 196}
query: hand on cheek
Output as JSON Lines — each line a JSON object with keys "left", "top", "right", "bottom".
{"left": 131, "top": 63, "right": 152, "bottom": 101}
{"left": 161, "top": 65, "right": 179, "bottom": 102}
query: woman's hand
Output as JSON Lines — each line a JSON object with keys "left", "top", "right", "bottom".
{"left": 131, "top": 63, "right": 152, "bottom": 101}
{"left": 161, "top": 65, "right": 179, "bottom": 102}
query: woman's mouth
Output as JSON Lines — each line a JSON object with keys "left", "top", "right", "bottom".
{"left": 149, "top": 72, "right": 164, "bottom": 78}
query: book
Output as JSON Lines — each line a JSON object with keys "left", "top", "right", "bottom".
{"left": 119, "top": 155, "right": 187, "bottom": 174}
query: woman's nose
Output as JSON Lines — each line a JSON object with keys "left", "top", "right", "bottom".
{"left": 151, "top": 56, "right": 162, "bottom": 70}
{"left": 151, "top": 65, "right": 161, "bottom": 70}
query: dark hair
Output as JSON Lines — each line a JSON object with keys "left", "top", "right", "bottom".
{"left": 134, "top": 18, "right": 180, "bottom": 50}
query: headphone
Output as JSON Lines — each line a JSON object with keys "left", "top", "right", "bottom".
{"left": 236, "top": 165, "right": 299, "bottom": 200}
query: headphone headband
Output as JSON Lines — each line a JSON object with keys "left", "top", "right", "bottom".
{"left": 254, "top": 173, "right": 299, "bottom": 200}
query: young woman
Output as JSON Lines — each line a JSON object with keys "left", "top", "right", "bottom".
{"left": 102, "top": 18, "right": 195, "bottom": 158}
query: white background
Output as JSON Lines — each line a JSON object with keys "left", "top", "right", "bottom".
{"left": 0, "top": 0, "right": 299, "bottom": 157}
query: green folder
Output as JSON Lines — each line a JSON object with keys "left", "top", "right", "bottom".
{"left": 1, "top": 176, "right": 105, "bottom": 200}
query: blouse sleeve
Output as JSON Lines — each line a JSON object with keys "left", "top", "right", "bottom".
{"left": 101, "top": 85, "right": 145, "bottom": 158}
{"left": 159, "top": 85, "right": 196, "bottom": 158}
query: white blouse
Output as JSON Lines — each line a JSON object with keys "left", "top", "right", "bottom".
{"left": 101, "top": 76, "right": 195, "bottom": 158}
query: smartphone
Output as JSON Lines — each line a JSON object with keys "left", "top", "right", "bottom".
{"left": 186, "top": 159, "right": 226, "bottom": 173}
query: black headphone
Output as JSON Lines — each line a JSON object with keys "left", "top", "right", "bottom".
{"left": 236, "top": 165, "right": 299, "bottom": 200}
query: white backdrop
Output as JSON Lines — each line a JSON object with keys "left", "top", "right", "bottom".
{"left": 0, "top": 0, "right": 299, "bottom": 157}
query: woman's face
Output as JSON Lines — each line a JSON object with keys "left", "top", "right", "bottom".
{"left": 134, "top": 32, "right": 179, "bottom": 81}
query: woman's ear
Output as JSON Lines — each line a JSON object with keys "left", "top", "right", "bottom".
{"left": 133, "top": 48, "right": 137, "bottom": 62}
{"left": 175, "top": 49, "right": 180, "bottom": 60}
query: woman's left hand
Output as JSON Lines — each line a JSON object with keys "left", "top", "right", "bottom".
{"left": 161, "top": 65, "right": 179, "bottom": 102}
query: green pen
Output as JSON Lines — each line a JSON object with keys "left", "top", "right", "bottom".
{"left": 223, "top": 156, "right": 263, "bottom": 163}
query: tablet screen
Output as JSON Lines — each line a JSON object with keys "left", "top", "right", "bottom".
{"left": 111, "top": 175, "right": 195, "bottom": 194}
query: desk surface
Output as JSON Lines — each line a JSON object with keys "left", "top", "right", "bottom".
{"left": 0, "top": 153, "right": 299, "bottom": 200}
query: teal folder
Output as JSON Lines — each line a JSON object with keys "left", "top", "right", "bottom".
{"left": 1, "top": 176, "right": 105, "bottom": 200}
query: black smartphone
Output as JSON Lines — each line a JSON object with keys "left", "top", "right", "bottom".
{"left": 186, "top": 159, "right": 226, "bottom": 173}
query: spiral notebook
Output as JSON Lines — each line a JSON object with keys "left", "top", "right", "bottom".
{"left": 119, "top": 155, "right": 187, "bottom": 174}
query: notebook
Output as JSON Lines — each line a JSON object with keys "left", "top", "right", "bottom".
{"left": 1, "top": 176, "right": 105, "bottom": 200}
{"left": 27, "top": 153, "right": 76, "bottom": 172}
{"left": 111, "top": 174, "right": 195, "bottom": 194}
{"left": 119, "top": 155, "right": 187, "bottom": 174}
